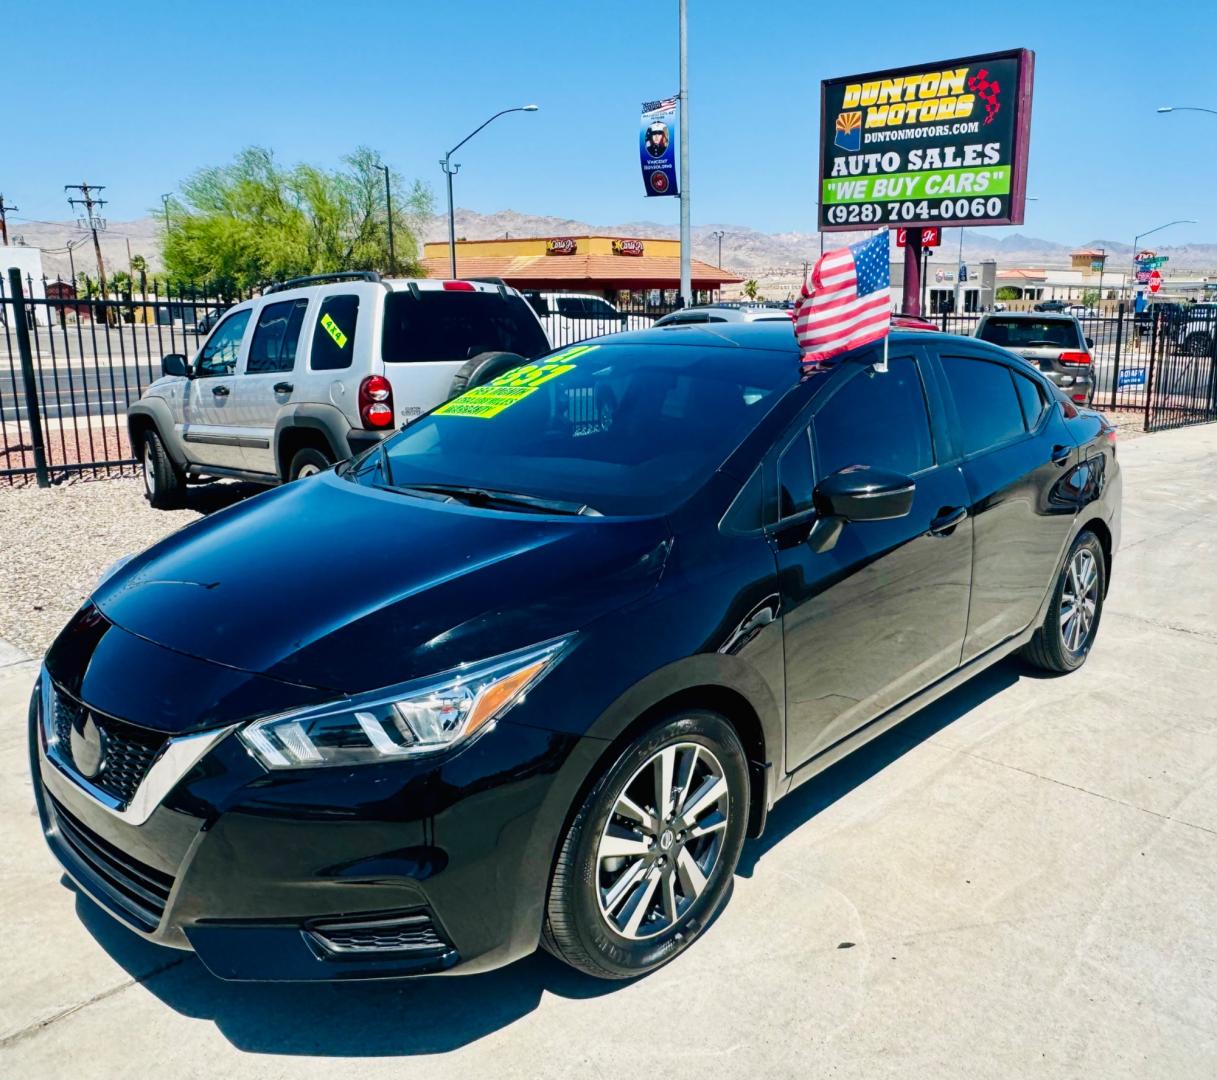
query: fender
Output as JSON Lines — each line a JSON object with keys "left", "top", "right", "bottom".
{"left": 272, "top": 403, "right": 356, "bottom": 476}
{"left": 127, "top": 399, "right": 188, "bottom": 469}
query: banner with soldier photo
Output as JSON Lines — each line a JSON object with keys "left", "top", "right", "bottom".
{"left": 639, "top": 98, "right": 679, "bottom": 197}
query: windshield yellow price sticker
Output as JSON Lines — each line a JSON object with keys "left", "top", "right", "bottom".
{"left": 320, "top": 313, "right": 348, "bottom": 349}
{"left": 435, "top": 345, "right": 599, "bottom": 419}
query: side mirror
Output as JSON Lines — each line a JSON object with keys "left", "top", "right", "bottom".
{"left": 1085, "top": 336, "right": 1095, "bottom": 350}
{"left": 162, "top": 353, "right": 189, "bottom": 378}
{"left": 814, "top": 466, "right": 915, "bottom": 523}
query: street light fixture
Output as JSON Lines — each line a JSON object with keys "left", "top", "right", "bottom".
{"left": 1128, "top": 218, "right": 1197, "bottom": 300}
{"left": 709, "top": 230, "right": 725, "bottom": 268}
{"left": 441, "top": 105, "right": 539, "bottom": 277}
{"left": 1157, "top": 105, "right": 1217, "bottom": 116}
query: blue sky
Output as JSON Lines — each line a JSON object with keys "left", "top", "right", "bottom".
{"left": 4, "top": 0, "right": 1214, "bottom": 245}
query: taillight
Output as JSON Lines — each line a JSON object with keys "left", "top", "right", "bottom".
{"left": 442, "top": 280, "right": 475, "bottom": 292}
{"left": 359, "top": 375, "right": 394, "bottom": 429}
{"left": 1059, "top": 351, "right": 1091, "bottom": 366}
{"left": 1071, "top": 392, "right": 1088, "bottom": 403}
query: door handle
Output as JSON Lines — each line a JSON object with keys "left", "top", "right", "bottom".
{"left": 1051, "top": 444, "right": 1071, "bottom": 467}
{"left": 273, "top": 381, "right": 293, "bottom": 394}
{"left": 211, "top": 385, "right": 230, "bottom": 397}
{"left": 929, "top": 506, "right": 967, "bottom": 536}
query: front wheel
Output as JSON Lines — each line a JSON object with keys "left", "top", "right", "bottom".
{"left": 543, "top": 711, "right": 749, "bottom": 979}
{"left": 141, "top": 429, "right": 184, "bottom": 509}
{"left": 1022, "top": 530, "right": 1106, "bottom": 673}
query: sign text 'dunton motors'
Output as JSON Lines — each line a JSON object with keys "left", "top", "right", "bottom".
{"left": 819, "top": 49, "right": 1034, "bottom": 232}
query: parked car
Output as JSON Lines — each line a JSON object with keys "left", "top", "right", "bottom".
{"left": 1033, "top": 298, "right": 1068, "bottom": 313}
{"left": 129, "top": 272, "right": 551, "bottom": 508}
{"left": 1169, "top": 302, "right": 1217, "bottom": 356}
{"left": 654, "top": 304, "right": 795, "bottom": 326}
{"left": 522, "top": 291, "right": 652, "bottom": 346}
{"left": 193, "top": 308, "right": 226, "bottom": 335}
{"left": 33, "top": 323, "right": 1120, "bottom": 981}
{"left": 974, "top": 312, "right": 1096, "bottom": 404}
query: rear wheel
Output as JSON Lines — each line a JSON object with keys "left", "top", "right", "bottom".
{"left": 1022, "top": 530, "right": 1106, "bottom": 673}
{"left": 141, "top": 429, "right": 184, "bottom": 509}
{"left": 543, "top": 711, "right": 748, "bottom": 979}
{"left": 288, "top": 446, "right": 332, "bottom": 481}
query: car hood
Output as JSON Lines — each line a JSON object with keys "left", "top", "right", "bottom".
{"left": 93, "top": 472, "right": 671, "bottom": 695}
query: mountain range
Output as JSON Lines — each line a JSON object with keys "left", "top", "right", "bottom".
{"left": 9, "top": 211, "right": 1217, "bottom": 284}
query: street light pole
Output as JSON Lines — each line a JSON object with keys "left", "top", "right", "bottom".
{"left": 378, "top": 163, "right": 395, "bottom": 274}
{"left": 678, "top": 0, "right": 691, "bottom": 306}
{"left": 1128, "top": 219, "right": 1197, "bottom": 302}
{"left": 710, "top": 229, "right": 725, "bottom": 268}
{"left": 441, "top": 105, "right": 539, "bottom": 278}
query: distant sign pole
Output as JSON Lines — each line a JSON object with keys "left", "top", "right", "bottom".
{"left": 819, "top": 48, "right": 1035, "bottom": 314}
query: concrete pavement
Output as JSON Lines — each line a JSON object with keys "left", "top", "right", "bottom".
{"left": 2, "top": 423, "right": 1216, "bottom": 1078}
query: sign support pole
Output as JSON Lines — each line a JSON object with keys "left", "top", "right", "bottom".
{"left": 678, "top": 0, "right": 691, "bottom": 307}
{"left": 903, "top": 228, "right": 924, "bottom": 316}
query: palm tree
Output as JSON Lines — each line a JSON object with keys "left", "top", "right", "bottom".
{"left": 743, "top": 279, "right": 760, "bottom": 300}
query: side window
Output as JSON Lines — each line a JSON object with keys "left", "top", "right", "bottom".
{"left": 246, "top": 298, "right": 309, "bottom": 375}
{"left": 777, "top": 429, "right": 814, "bottom": 518}
{"left": 812, "top": 357, "right": 934, "bottom": 478}
{"left": 1011, "top": 368, "right": 1049, "bottom": 430}
{"left": 941, "top": 355, "right": 1027, "bottom": 456}
{"left": 557, "top": 298, "right": 586, "bottom": 318}
{"left": 196, "top": 309, "right": 251, "bottom": 377}
{"left": 311, "top": 294, "right": 359, "bottom": 371}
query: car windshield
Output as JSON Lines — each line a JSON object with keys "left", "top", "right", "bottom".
{"left": 381, "top": 290, "right": 550, "bottom": 363}
{"left": 352, "top": 342, "right": 794, "bottom": 516}
{"left": 979, "top": 318, "right": 1082, "bottom": 349}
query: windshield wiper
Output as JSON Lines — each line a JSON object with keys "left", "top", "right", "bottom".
{"left": 385, "top": 482, "right": 602, "bottom": 517}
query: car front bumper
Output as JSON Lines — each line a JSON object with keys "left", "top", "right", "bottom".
{"left": 29, "top": 673, "right": 603, "bottom": 981}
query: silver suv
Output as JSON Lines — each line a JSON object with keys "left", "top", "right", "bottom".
{"left": 974, "top": 311, "right": 1096, "bottom": 404}
{"left": 129, "top": 272, "right": 550, "bottom": 507}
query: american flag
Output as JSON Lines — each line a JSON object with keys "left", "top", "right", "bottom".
{"left": 794, "top": 229, "right": 891, "bottom": 365}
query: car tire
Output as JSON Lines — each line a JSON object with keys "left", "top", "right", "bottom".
{"left": 288, "top": 446, "right": 332, "bottom": 481}
{"left": 1022, "top": 530, "right": 1106, "bottom": 674}
{"left": 542, "top": 710, "right": 749, "bottom": 980}
{"left": 141, "top": 429, "right": 185, "bottom": 509}
{"left": 448, "top": 351, "right": 526, "bottom": 398}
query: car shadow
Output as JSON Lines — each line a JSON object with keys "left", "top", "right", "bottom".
{"left": 66, "top": 655, "right": 1029, "bottom": 1056}
{"left": 180, "top": 480, "right": 267, "bottom": 517}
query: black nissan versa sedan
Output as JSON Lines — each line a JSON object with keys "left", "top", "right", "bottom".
{"left": 30, "top": 323, "right": 1120, "bottom": 981}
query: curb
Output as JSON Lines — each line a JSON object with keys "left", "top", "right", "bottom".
{"left": 0, "top": 638, "right": 33, "bottom": 671}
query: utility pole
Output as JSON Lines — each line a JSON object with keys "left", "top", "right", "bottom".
{"left": 378, "top": 163, "right": 396, "bottom": 274}
{"left": 0, "top": 193, "right": 16, "bottom": 245}
{"left": 65, "top": 182, "right": 108, "bottom": 297}
{"left": 678, "top": 0, "right": 691, "bottom": 307}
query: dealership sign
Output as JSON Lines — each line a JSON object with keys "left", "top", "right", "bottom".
{"left": 819, "top": 49, "right": 1035, "bottom": 232}
{"left": 546, "top": 238, "right": 578, "bottom": 255}
{"left": 612, "top": 239, "right": 645, "bottom": 256}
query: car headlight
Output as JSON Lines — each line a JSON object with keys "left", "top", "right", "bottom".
{"left": 238, "top": 637, "right": 571, "bottom": 769}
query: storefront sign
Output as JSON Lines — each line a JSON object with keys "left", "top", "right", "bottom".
{"left": 546, "top": 238, "right": 578, "bottom": 255}
{"left": 640, "top": 97, "right": 680, "bottom": 198}
{"left": 896, "top": 226, "right": 941, "bottom": 247}
{"left": 819, "top": 49, "right": 1034, "bottom": 232}
{"left": 612, "top": 239, "right": 645, "bottom": 256}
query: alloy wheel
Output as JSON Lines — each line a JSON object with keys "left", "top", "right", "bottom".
{"left": 296, "top": 463, "right": 322, "bottom": 479}
{"left": 1060, "top": 548, "right": 1099, "bottom": 653}
{"left": 595, "top": 741, "right": 730, "bottom": 941}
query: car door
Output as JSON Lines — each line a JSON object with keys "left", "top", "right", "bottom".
{"left": 229, "top": 296, "right": 311, "bottom": 475}
{"left": 776, "top": 348, "right": 973, "bottom": 769}
{"left": 933, "top": 348, "right": 1079, "bottom": 662}
{"left": 181, "top": 306, "right": 254, "bottom": 469}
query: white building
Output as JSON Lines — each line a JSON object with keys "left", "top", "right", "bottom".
{"left": 1, "top": 244, "right": 49, "bottom": 325}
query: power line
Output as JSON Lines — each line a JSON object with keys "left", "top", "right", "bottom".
{"left": 64, "top": 182, "right": 108, "bottom": 294}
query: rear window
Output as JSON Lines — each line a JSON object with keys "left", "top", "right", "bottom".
{"left": 978, "top": 318, "right": 1083, "bottom": 350}
{"left": 382, "top": 290, "right": 549, "bottom": 364}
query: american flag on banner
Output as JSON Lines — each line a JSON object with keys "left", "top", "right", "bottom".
{"left": 794, "top": 229, "right": 892, "bottom": 366}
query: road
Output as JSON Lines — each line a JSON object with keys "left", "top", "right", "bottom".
{"left": 2, "top": 423, "right": 1216, "bottom": 1076}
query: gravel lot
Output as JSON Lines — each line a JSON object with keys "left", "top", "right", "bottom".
{"left": 0, "top": 477, "right": 256, "bottom": 658}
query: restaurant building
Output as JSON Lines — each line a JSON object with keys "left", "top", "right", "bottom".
{"left": 420, "top": 235, "right": 742, "bottom": 306}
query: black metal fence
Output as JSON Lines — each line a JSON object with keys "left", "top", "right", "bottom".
{"left": 1, "top": 271, "right": 245, "bottom": 486}
{"left": 4, "top": 273, "right": 1215, "bottom": 488}
{"left": 934, "top": 303, "right": 1217, "bottom": 430}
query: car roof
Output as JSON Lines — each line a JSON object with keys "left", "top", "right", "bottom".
{"left": 982, "top": 311, "right": 1078, "bottom": 321}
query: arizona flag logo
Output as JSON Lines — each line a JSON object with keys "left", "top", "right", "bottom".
{"left": 834, "top": 111, "right": 862, "bottom": 152}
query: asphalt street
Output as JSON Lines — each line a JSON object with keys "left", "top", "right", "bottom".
{"left": 1, "top": 420, "right": 1216, "bottom": 1079}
